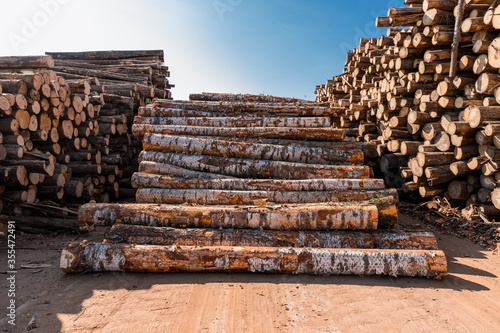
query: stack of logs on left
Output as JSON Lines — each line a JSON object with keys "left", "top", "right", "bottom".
{"left": 0, "top": 55, "right": 103, "bottom": 228}
{"left": 0, "top": 55, "right": 119, "bottom": 231}
{"left": 60, "top": 92, "right": 447, "bottom": 278}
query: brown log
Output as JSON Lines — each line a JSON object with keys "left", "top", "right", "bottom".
{"left": 0, "top": 55, "right": 54, "bottom": 69}
{"left": 142, "top": 134, "right": 364, "bottom": 165}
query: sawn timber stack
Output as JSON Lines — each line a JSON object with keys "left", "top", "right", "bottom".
{"left": 61, "top": 93, "right": 447, "bottom": 278}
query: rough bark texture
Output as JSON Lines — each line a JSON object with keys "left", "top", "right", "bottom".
{"left": 60, "top": 242, "right": 447, "bottom": 279}
{"left": 106, "top": 224, "right": 440, "bottom": 250}
{"left": 77, "top": 202, "right": 398, "bottom": 231}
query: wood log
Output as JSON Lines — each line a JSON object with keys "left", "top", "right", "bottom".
{"left": 107, "top": 224, "right": 439, "bottom": 250}
{"left": 132, "top": 124, "right": 345, "bottom": 142}
{"left": 0, "top": 55, "right": 54, "bottom": 69}
{"left": 134, "top": 116, "right": 332, "bottom": 128}
{"left": 60, "top": 242, "right": 447, "bottom": 278}
{"left": 139, "top": 151, "right": 371, "bottom": 180}
{"left": 142, "top": 134, "right": 364, "bottom": 165}
{"left": 131, "top": 173, "right": 386, "bottom": 191}
{"left": 135, "top": 188, "right": 398, "bottom": 205}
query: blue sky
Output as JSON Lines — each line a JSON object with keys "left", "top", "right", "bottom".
{"left": 0, "top": 0, "right": 404, "bottom": 100}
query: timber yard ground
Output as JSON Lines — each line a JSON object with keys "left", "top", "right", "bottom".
{"left": 0, "top": 214, "right": 499, "bottom": 333}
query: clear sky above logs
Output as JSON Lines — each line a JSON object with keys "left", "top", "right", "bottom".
{"left": 0, "top": 0, "right": 402, "bottom": 100}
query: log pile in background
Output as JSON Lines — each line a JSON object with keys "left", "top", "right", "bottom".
{"left": 315, "top": 0, "right": 500, "bottom": 223}
{"left": 46, "top": 50, "right": 174, "bottom": 202}
{"left": 0, "top": 50, "right": 173, "bottom": 227}
{"left": 61, "top": 93, "right": 447, "bottom": 278}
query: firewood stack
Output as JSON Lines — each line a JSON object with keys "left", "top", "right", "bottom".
{"left": 315, "top": 0, "right": 500, "bottom": 222}
{"left": 60, "top": 93, "right": 447, "bottom": 279}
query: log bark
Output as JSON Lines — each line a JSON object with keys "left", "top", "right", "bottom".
{"left": 139, "top": 151, "right": 371, "bottom": 180}
{"left": 135, "top": 188, "right": 398, "bottom": 205}
{"left": 142, "top": 134, "right": 364, "bottom": 165}
{"left": 60, "top": 242, "right": 447, "bottom": 278}
{"left": 79, "top": 202, "right": 380, "bottom": 230}
{"left": 134, "top": 116, "right": 332, "bottom": 128}
{"left": 107, "top": 224, "right": 439, "bottom": 250}
{"left": 131, "top": 172, "right": 386, "bottom": 191}
{"left": 0, "top": 55, "right": 54, "bottom": 69}
{"left": 132, "top": 124, "right": 345, "bottom": 142}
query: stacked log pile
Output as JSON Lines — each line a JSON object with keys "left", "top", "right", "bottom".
{"left": 315, "top": 0, "right": 500, "bottom": 222}
{"left": 46, "top": 50, "right": 174, "bottom": 201}
{"left": 0, "top": 50, "right": 173, "bottom": 225}
{"left": 61, "top": 93, "right": 447, "bottom": 278}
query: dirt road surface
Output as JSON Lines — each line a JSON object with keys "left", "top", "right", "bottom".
{"left": 1, "top": 214, "right": 499, "bottom": 333}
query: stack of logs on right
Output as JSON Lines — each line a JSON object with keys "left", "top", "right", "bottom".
{"left": 315, "top": 0, "right": 500, "bottom": 222}
{"left": 60, "top": 93, "right": 447, "bottom": 279}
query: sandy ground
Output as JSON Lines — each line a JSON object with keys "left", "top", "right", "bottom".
{"left": 0, "top": 214, "right": 499, "bottom": 333}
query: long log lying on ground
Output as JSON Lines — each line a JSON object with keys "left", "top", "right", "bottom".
{"left": 139, "top": 151, "right": 372, "bottom": 180}
{"left": 133, "top": 124, "right": 345, "bottom": 141}
{"left": 131, "top": 173, "right": 386, "bottom": 191}
{"left": 60, "top": 242, "right": 447, "bottom": 278}
{"left": 78, "top": 201, "right": 398, "bottom": 230}
{"left": 142, "top": 134, "right": 364, "bottom": 165}
{"left": 135, "top": 188, "right": 398, "bottom": 205}
{"left": 107, "top": 224, "right": 439, "bottom": 250}
{"left": 153, "top": 100, "right": 343, "bottom": 117}
{"left": 134, "top": 116, "right": 332, "bottom": 128}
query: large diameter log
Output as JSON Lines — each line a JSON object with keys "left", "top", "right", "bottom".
{"left": 134, "top": 116, "right": 332, "bottom": 128}
{"left": 488, "top": 37, "right": 500, "bottom": 68}
{"left": 107, "top": 225, "right": 439, "bottom": 250}
{"left": 142, "top": 134, "right": 364, "bottom": 165}
{"left": 78, "top": 201, "right": 398, "bottom": 230}
{"left": 132, "top": 124, "right": 345, "bottom": 141}
{"left": 0, "top": 55, "right": 54, "bottom": 69}
{"left": 467, "top": 106, "right": 500, "bottom": 128}
{"left": 131, "top": 173, "right": 386, "bottom": 191}
{"left": 135, "top": 188, "right": 398, "bottom": 205}
{"left": 60, "top": 242, "right": 447, "bottom": 279}
{"left": 492, "top": 188, "right": 500, "bottom": 210}
{"left": 139, "top": 151, "right": 372, "bottom": 180}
